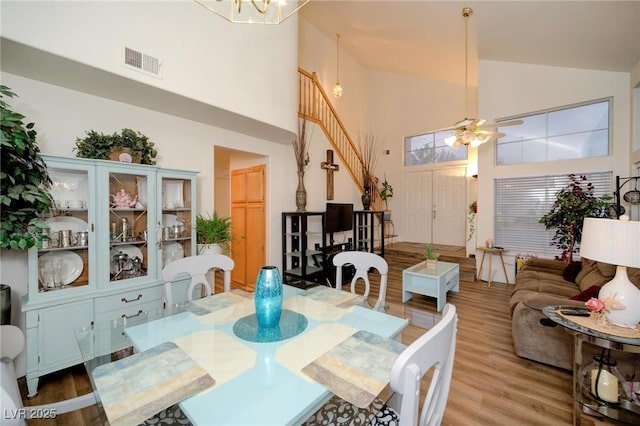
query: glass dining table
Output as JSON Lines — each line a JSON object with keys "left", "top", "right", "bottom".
{"left": 75, "top": 285, "right": 409, "bottom": 425}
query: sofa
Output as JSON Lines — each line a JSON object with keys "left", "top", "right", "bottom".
{"left": 509, "top": 257, "right": 640, "bottom": 370}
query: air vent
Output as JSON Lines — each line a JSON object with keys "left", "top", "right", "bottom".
{"left": 123, "top": 47, "right": 162, "bottom": 78}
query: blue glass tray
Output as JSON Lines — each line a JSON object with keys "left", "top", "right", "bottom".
{"left": 233, "top": 309, "right": 308, "bottom": 343}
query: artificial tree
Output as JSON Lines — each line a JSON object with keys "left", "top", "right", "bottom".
{"left": 0, "top": 86, "right": 53, "bottom": 250}
{"left": 539, "top": 174, "right": 610, "bottom": 262}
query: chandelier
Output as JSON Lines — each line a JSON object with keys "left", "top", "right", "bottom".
{"left": 194, "top": 0, "right": 310, "bottom": 25}
{"left": 333, "top": 33, "right": 343, "bottom": 99}
{"left": 443, "top": 7, "right": 521, "bottom": 149}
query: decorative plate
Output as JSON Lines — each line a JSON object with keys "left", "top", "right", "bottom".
{"left": 162, "top": 242, "right": 184, "bottom": 267}
{"left": 39, "top": 251, "right": 84, "bottom": 286}
{"left": 45, "top": 216, "right": 89, "bottom": 235}
{"left": 162, "top": 180, "right": 184, "bottom": 209}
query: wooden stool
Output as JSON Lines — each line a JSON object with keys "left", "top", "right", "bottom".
{"left": 476, "top": 246, "right": 509, "bottom": 287}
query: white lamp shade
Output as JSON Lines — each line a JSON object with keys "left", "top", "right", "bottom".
{"left": 580, "top": 216, "right": 640, "bottom": 268}
{"left": 580, "top": 216, "right": 640, "bottom": 328}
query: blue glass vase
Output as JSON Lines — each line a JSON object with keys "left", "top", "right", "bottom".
{"left": 254, "top": 266, "right": 283, "bottom": 328}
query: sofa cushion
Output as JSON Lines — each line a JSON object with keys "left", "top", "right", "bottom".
{"left": 575, "top": 258, "right": 598, "bottom": 286}
{"left": 575, "top": 258, "right": 617, "bottom": 291}
{"left": 513, "top": 270, "right": 578, "bottom": 295}
{"left": 521, "top": 291, "right": 585, "bottom": 311}
{"left": 521, "top": 258, "right": 566, "bottom": 275}
{"left": 629, "top": 268, "right": 640, "bottom": 287}
{"left": 569, "top": 285, "right": 601, "bottom": 302}
{"left": 562, "top": 261, "right": 582, "bottom": 283}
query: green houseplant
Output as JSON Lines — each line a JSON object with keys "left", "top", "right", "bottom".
{"left": 74, "top": 128, "right": 158, "bottom": 165}
{"left": 380, "top": 177, "right": 393, "bottom": 220}
{"left": 424, "top": 243, "right": 439, "bottom": 269}
{"left": 1, "top": 86, "right": 53, "bottom": 250}
{"left": 196, "top": 212, "right": 232, "bottom": 254}
{"left": 467, "top": 201, "right": 477, "bottom": 241}
{"left": 539, "top": 174, "right": 611, "bottom": 263}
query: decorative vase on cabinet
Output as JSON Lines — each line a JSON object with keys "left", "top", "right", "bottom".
{"left": 22, "top": 155, "right": 197, "bottom": 396}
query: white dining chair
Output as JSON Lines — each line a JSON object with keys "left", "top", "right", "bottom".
{"left": 333, "top": 251, "right": 389, "bottom": 312}
{"left": 375, "top": 303, "right": 458, "bottom": 426}
{"left": 162, "top": 254, "right": 234, "bottom": 311}
{"left": 303, "top": 304, "right": 458, "bottom": 426}
{"left": 1, "top": 325, "right": 97, "bottom": 426}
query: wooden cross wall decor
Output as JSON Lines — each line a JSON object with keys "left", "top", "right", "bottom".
{"left": 321, "top": 149, "right": 339, "bottom": 200}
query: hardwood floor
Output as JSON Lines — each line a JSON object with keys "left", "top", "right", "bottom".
{"left": 19, "top": 246, "right": 624, "bottom": 425}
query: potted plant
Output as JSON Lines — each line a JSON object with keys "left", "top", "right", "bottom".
{"left": 1, "top": 85, "right": 53, "bottom": 250}
{"left": 539, "top": 174, "right": 611, "bottom": 262}
{"left": 379, "top": 177, "right": 393, "bottom": 221}
{"left": 358, "top": 131, "right": 383, "bottom": 210}
{"left": 196, "top": 212, "right": 232, "bottom": 255}
{"left": 74, "top": 128, "right": 158, "bottom": 165}
{"left": 424, "top": 244, "right": 439, "bottom": 269}
{"left": 467, "top": 201, "right": 477, "bottom": 241}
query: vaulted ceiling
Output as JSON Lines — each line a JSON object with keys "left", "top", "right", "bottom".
{"left": 301, "top": 1, "right": 640, "bottom": 82}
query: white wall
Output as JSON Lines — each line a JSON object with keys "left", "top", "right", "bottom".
{"left": 298, "top": 16, "right": 369, "bottom": 135}
{"left": 367, "top": 70, "right": 471, "bottom": 242}
{"left": 0, "top": 1, "right": 299, "bottom": 138}
{"left": 297, "top": 16, "right": 374, "bottom": 222}
{"left": 478, "top": 60, "right": 632, "bottom": 283}
{"left": 0, "top": 70, "right": 294, "bottom": 376}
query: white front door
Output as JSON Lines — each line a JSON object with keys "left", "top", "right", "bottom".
{"left": 433, "top": 168, "right": 466, "bottom": 246}
{"left": 403, "top": 167, "right": 466, "bottom": 245}
{"left": 403, "top": 171, "right": 433, "bottom": 243}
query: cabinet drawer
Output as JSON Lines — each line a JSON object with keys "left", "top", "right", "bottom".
{"left": 94, "top": 286, "right": 162, "bottom": 314}
{"left": 94, "top": 299, "right": 162, "bottom": 323}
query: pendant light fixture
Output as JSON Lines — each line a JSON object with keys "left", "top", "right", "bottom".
{"left": 333, "top": 33, "right": 343, "bottom": 99}
{"left": 441, "top": 7, "right": 522, "bottom": 149}
{"left": 194, "top": 0, "right": 310, "bottom": 25}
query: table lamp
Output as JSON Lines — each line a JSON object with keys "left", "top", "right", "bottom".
{"left": 580, "top": 215, "right": 640, "bottom": 328}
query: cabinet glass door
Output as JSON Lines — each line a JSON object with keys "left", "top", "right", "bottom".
{"left": 107, "top": 169, "right": 153, "bottom": 283}
{"left": 159, "top": 173, "right": 195, "bottom": 268}
{"left": 36, "top": 165, "right": 93, "bottom": 294}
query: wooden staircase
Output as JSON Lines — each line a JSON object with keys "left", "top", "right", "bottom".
{"left": 298, "top": 68, "right": 384, "bottom": 211}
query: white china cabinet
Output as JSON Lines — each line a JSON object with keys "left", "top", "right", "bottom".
{"left": 22, "top": 155, "right": 197, "bottom": 396}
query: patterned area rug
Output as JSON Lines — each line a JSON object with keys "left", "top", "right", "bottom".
{"left": 302, "top": 395, "right": 398, "bottom": 425}
{"left": 140, "top": 404, "right": 191, "bottom": 426}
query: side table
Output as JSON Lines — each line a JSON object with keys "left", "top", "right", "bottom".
{"left": 402, "top": 261, "right": 459, "bottom": 311}
{"left": 542, "top": 306, "right": 640, "bottom": 426}
{"left": 476, "top": 246, "right": 509, "bottom": 287}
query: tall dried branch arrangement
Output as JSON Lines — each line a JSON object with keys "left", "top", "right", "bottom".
{"left": 292, "top": 119, "right": 310, "bottom": 173}
{"left": 358, "top": 131, "right": 382, "bottom": 187}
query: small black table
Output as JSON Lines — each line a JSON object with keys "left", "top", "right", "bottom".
{"left": 543, "top": 306, "right": 640, "bottom": 426}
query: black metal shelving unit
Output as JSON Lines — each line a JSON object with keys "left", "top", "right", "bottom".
{"left": 281, "top": 212, "right": 326, "bottom": 289}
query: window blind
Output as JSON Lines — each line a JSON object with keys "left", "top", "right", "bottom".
{"left": 494, "top": 172, "right": 612, "bottom": 257}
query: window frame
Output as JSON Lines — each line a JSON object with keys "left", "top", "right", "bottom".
{"left": 403, "top": 130, "right": 468, "bottom": 167}
{"left": 495, "top": 97, "right": 612, "bottom": 166}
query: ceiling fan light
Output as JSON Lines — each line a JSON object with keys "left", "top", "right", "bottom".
{"left": 469, "top": 138, "right": 483, "bottom": 148}
{"left": 444, "top": 135, "right": 457, "bottom": 147}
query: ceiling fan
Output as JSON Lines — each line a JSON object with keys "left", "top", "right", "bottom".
{"left": 440, "top": 7, "right": 522, "bottom": 149}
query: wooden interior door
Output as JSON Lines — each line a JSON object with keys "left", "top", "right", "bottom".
{"left": 230, "top": 165, "right": 265, "bottom": 291}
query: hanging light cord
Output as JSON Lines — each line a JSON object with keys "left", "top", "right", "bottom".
{"left": 336, "top": 33, "right": 341, "bottom": 84}
{"left": 463, "top": 7, "right": 472, "bottom": 120}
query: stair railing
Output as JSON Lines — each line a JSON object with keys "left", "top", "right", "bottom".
{"left": 298, "top": 68, "right": 383, "bottom": 210}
